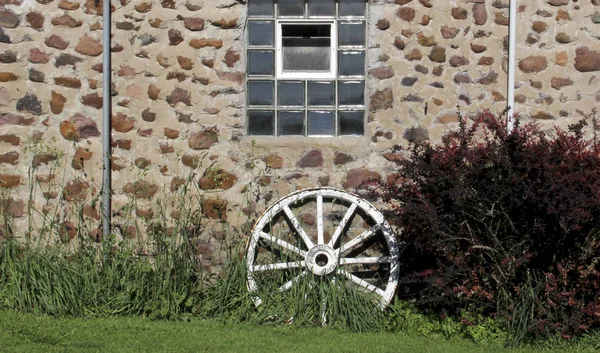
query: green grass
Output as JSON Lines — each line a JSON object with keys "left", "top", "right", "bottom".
{"left": 0, "top": 310, "right": 597, "bottom": 353}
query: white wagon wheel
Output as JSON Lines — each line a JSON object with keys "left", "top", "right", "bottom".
{"left": 246, "top": 187, "right": 399, "bottom": 309}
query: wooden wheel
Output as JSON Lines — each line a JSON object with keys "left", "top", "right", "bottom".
{"left": 246, "top": 188, "right": 399, "bottom": 308}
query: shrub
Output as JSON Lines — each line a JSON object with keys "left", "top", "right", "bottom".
{"left": 368, "top": 110, "right": 600, "bottom": 341}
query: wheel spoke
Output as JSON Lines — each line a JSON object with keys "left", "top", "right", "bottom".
{"left": 316, "top": 195, "right": 324, "bottom": 245}
{"left": 328, "top": 203, "right": 357, "bottom": 248}
{"left": 339, "top": 256, "right": 392, "bottom": 265}
{"left": 337, "top": 223, "right": 381, "bottom": 256}
{"left": 337, "top": 269, "right": 386, "bottom": 298}
{"left": 278, "top": 271, "right": 308, "bottom": 292}
{"left": 283, "top": 205, "right": 315, "bottom": 249}
{"left": 253, "top": 261, "right": 306, "bottom": 271}
{"left": 259, "top": 231, "right": 307, "bottom": 257}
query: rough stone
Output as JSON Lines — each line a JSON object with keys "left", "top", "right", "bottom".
{"left": 0, "top": 114, "right": 34, "bottom": 126}
{"left": 531, "top": 111, "right": 554, "bottom": 120}
{"left": 166, "top": 88, "right": 191, "bottom": 106}
{"left": 148, "top": 84, "right": 160, "bottom": 100}
{"left": 202, "top": 199, "right": 228, "bottom": 220}
{"left": 394, "top": 37, "right": 405, "bottom": 50}
{"left": 54, "top": 77, "right": 82, "bottom": 88}
{"left": 473, "top": 3, "right": 487, "bottom": 25}
{"left": 60, "top": 114, "right": 100, "bottom": 141}
{"left": 547, "top": 0, "right": 568, "bottom": 5}
{"left": 72, "top": 147, "right": 93, "bottom": 170}
{"left": 344, "top": 168, "right": 381, "bottom": 189}
{"left": 369, "top": 88, "right": 393, "bottom": 112}
{"left": 368, "top": 67, "right": 394, "bottom": 79}
{"left": 401, "top": 76, "right": 418, "bottom": 86}
{"left": 441, "top": 26, "right": 459, "bottom": 39}
{"left": 452, "top": 7, "right": 468, "bottom": 20}
{"left": 223, "top": 50, "right": 240, "bottom": 67}
{"left": 551, "top": 77, "right": 574, "bottom": 90}
{"left": 199, "top": 169, "right": 237, "bottom": 190}
{"left": 123, "top": 180, "right": 158, "bottom": 199}
{"left": 63, "top": 179, "right": 90, "bottom": 201}
{"left": 112, "top": 112, "right": 135, "bottom": 133}
{"left": 81, "top": 93, "right": 103, "bottom": 109}
{"left": 0, "top": 8, "right": 19, "bottom": 28}
{"left": 168, "top": 28, "right": 183, "bottom": 45}
{"left": 397, "top": 7, "right": 415, "bottom": 21}
{"left": 403, "top": 126, "right": 429, "bottom": 144}
{"left": 0, "top": 51, "right": 16, "bottom": 63}
{"left": 0, "top": 134, "right": 20, "bottom": 146}
{"left": 16, "top": 94, "right": 42, "bottom": 115}
{"left": 519, "top": 56, "right": 548, "bottom": 73}
{"left": 55, "top": 53, "right": 83, "bottom": 68}
{"left": 428, "top": 46, "right": 446, "bottom": 63}
{"left": 376, "top": 19, "right": 390, "bottom": 30}
{"left": 0, "top": 72, "right": 17, "bottom": 82}
{"left": 0, "top": 151, "right": 18, "bottom": 165}
{"left": 555, "top": 32, "right": 572, "bottom": 44}
{"left": 262, "top": 154, "right": 283, "bottom": 169}
{"left": 449, "top": 56, "right": 469, "bottom": 67}
{"left": 184, "top": 17, "right": 204, "bottom": 31}
{"left": 417, "top": 32, "right": 436, "bottom": 47}
{"left": 142, "top": 108, "right": 156, "bottom": 122}
{"left": 29, "top": 48, "right": 49, "bottom": 63}
{"left": 0, "top": 174, "right": 20, "bottom": 188}
{"left": 45, "top": 34, "right": 69, "bottom": 49}
{"left": 405, "top": 48, "right": 422, "bottom": 61}
{"left": 297, "top": 149, "right": 324, "bottom": 168}
{"left": 51, "top": 14, "right": 82, "bottom": 27}
{"left": 75, "top": 36, "right": 103, "bottom": 56}
{"left": 532, "top": 21, "right": 547, "bottom": 33}
{"left": 189, "top": 128, "right": 218, "bottom": 150}
{"left": 32, "top": 153, "right": 57, "bottom": 168}
{"left": 574, "top": 47, "right": 600, "bottom": 72}
{"left": 476, "top": 70, "right": 498, "bottom": 85}
{"left": 50, "top": 91, "right": 66, "bottom": 114}
{"left": 26, "top": 12, "right": 44, "bottom": 29}
{"left": 189, "top": 38, "right": 223, "bottom": 49}
{"left": 334, "top": 152, "right": 355, "bottom": 165}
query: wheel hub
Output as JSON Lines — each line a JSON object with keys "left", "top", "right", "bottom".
{"left": 305, "top": 244, "right": 338, "bottom": 276}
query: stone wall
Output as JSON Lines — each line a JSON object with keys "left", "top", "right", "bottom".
{"left": 1, "top": 0, "right": 599, "bottom": 255}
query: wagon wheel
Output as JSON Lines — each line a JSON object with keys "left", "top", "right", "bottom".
{"left": 246, "top": 187, "right": 399, "bottom": 310}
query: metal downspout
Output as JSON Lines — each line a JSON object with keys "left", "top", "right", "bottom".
{"left": 507, "top": 0, "right": 517, "bottom": 132}
{"left": 102, "top": 0, "right": 112, "bottom": 242}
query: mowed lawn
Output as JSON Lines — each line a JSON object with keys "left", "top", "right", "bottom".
{"left": 0, "top": 310, "right": 597, "bottom": 353}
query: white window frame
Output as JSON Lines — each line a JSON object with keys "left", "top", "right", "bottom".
{"left": 275, "top": 19, "right": 337, "bottom": 80}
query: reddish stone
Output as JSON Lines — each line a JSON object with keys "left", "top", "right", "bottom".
{"left": 0, "top": 8, "right": 19, "bottom": 28}
{"left": 574, "top": 47, "right": 600, "bottom": 72}
{"left": 532, "top": 21, "right": 547, "bottom": 33}
{"left": 50, "top": 91, "right": 66, "bottom": 114}
{"left": 519, "top": 56, "right": 548, "bottom": 73}
{"left": 164, "top": 128, "right": 179, "bottom": 139}
{"left": 189, "top": 128, "right": 218, "bottom": 150}
{"left": 59, "top": 0, "right": 80, "bottom": 10}
{"left": 184, "top": 17, "right": 204, "bottom": 31}
{"left": 470, "top": 43, "right": 487, "bottom": 53}
{"left": 168, "top": 28, "right": 183, "bottom": 45}
{"left": 223, "top": 49, "right": 240, "bottom": 67}
{"left": 551, "top": 77, "right": 574, "bottom": 90}
{"left": 297, "top": 149, "right": 323, "bottom": 168}
{"left": 202, "top": 199, "right": 228, "bottom": 220}
{"left": 112, "top": 112, "right": 135, "bottom": 133}
{"left": 60, "top": 114, "right": 100, "bottom": 141}
{"left": 211, "top": 18, "right": 237, "bottom": 29}
{"left": 75, "top": 35, "right": 102, "bottom": 56}
{"left": 334, "top": 152, "right": 355, "bottom": 165}
{"left": 26, "top": 12, "right": 44, "bottom": 29}
{"left": 494, "top": 12, "right": 509, "bottom": 25}
{"left": 344, "top": 168, "right": 381, "bottom": 189}
{"left": 134, "top": 157, "right": 151, "bottom": 170}
{"left": 1, "top": 197, "right": 25, "bottom": 218}
{"left": 368, "top": 67, "right": 394, "bottom": 80}
{"left": 178, "top": 56, "right": 193, "bottom": 70}
{"left": 476, "top": 70, "right": 498, "bottom": 85}
{"left": 394, "top": 37, "right": 405, "bottom": 50}
{"left": 148, "top": 84, "right": 160, "bottom": 100}
{"left": 377, "top": 19, "right": 390, "bottom": 30}
{"left": 29, "top": 48, "right": 49, "bottom": 63}
{"left": 59, "top": 221, "right": 77, "bottom": 242}
{"left": 45, "top": 34, "right": 69, "bottom": 49}
{"left": 452, "top": 7, "right": 468, "bottom": 20}
{"left": 84, "top": 0, "right": 115, "bottom": 15}
{"left": 449, "top": 56, "right": 469, "bottom": 67}
{"left": 166, "top": 87, "right": 191, "bottom": 106}
{"left": 170, "top": 177, "right": 185, "bottom": 192}
{"left": 0, "top": 134, "right": 19, "bottom": 146}
{"left": 181, "top": 154, "right": 199, "bottom": 168}
{"left": 0, "top": 114, "right": 34, "bottom": 126}
{"left": 531, "top": 111, "right": 554, "bottom": 120}
{"left": 160, "top": 143, "right": 174, "bottom": 153}
{"left": 32, "top": 153, "right": 57, "bottom": 168}
{"left": 370, "top": 88, "right": 393, "bottom": 112}
{"left": 478, "top": 57, "right": 494, "bottom": 65}
{"left": 397, "top": 7, "right": 415, "bottom": 21}
{"left": 62, "top": 179, "right": 90, "bottom": 201}
{"left": 0, "top": 151, "right": 18, "bottom": 165}
{"left": 54, "top": 77, "right": 82, "bottom": 88}
{"left": 417, "top": 32, "right": 436, "bottom": 47}
{"left": 405, "top": 48, "right": 422, "bottom": 61}
{"left": 0, "top": 72, "right": 17, "bottom": 82}
{"left": 189, "top": 38, "right": 223, "bottom": 49}
{"left": 440, "top": 26, "right": 459, "bottom": 39}
{"left": 72, "top": 147, "right": 93, "bottom": 170}
{"left": 81, "top": 93, "right": 103, "bottom": 109}
{"left": 123, "top": 180, "right": 158, "bottom": 199}
{"left": 472, "top": 3, "right": 487, "bottom": 25}
{"left": 199, "top": 169, "right": 237, "bottom": 190}
{"left": 262, "top": 154, "right": 283, "bottom": 169}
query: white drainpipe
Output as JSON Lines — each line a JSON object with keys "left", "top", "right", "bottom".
{"left": 507, "top": 0, "right": 517, "bottom": 132}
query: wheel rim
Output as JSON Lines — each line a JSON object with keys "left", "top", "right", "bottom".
{"left": 246, "top": 187, "right": 399, "bottom": 308}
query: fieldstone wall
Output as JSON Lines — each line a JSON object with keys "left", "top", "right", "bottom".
{"left": 1, "top": 0, "right": 599, "bottom": 259}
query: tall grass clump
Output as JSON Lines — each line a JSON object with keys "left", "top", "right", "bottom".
{"left": 364, "top": 109, "right": 600, "bottom": 344}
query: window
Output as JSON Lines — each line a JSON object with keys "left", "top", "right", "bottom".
{"left": 246, "top": 0, "right": 366, "bottom": 137}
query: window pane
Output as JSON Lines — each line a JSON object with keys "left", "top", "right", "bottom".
{"left": 339, "top": 0, "right": 365, "bottom": 17}
{"left": 308, "top": 0, "right": 335, "bottom": 17}
{"left": 338, "top": 80, "right": 364, "bottom": 106}
{"left": 282, "top": 25, "right": 331, "bottom": 72}
{"left": 308, "top": 110, "right": 334, "bottom": 136}
{"left": 339, "top": 51, "right": 364, "bottom": 76}
{"left": 248, "top": 81, "right": 274, "bottom": 106}
{"left": 248, "top": 0, "right": 273, "bottom": 17}
{"left": 279, "top": 0, "right": 304, "bottom": 16}
{"left": 339, "top": 110, "right": 364, "bottom": 135}
{"left": 308, "top": 81, "right": 334, "bottom": 106}
{"left": 248, "top": 110, "right": 274, "bottom": 135}
{"left": 278, "top": 81, "right": 305, "bottom": 106}
{"left": 339, "top": 22, "right": 365, "bottom": 46}
{"left": 248, "top": 50, "right": 274, "bottom": 76}
{"left": 248, "top": 21, "right": 274, "bottom": 46}
{"left": 278, "top": 111, "right": 305, "bottom": 135}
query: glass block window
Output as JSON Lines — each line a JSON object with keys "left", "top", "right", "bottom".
{"left": 246, "top": 0, "right": 366, "bottom": 137}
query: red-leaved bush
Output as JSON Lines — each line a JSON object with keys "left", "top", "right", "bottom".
{"left": 369, "top": 110, "right": 600, "bottom": 339}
